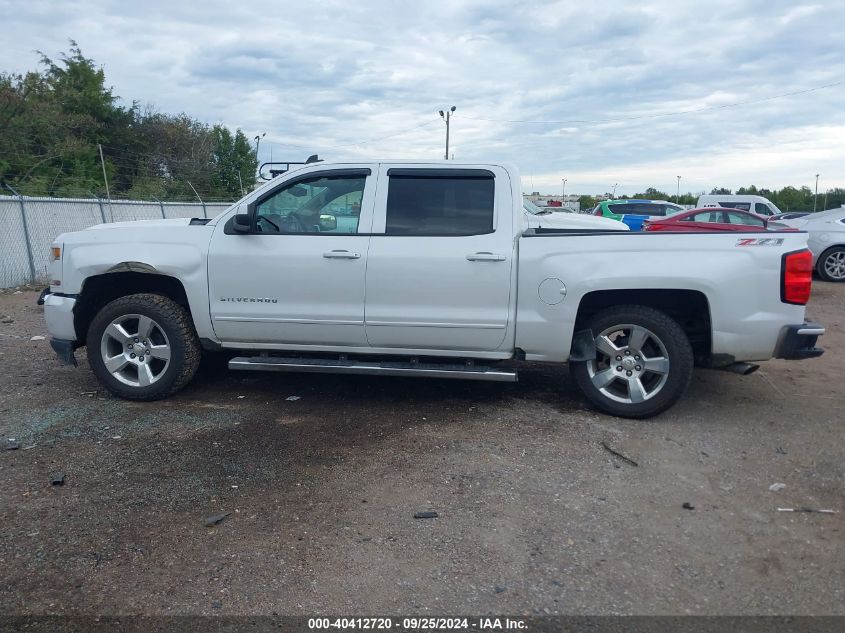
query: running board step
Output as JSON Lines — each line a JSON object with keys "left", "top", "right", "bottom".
{"left": 228, "top": 356, "right": 517, "bottom": 382}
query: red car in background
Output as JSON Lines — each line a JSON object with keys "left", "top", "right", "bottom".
{"left": 643, "top": 207, "right": 774, "bottom": 232}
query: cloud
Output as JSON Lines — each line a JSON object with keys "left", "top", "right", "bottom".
{"left": 1, "top": 0, "right": 844, "bottom": 193}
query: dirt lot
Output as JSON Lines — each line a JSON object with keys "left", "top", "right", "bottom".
{"left": 0, "top": 285, "right": 843, "bottom": 616}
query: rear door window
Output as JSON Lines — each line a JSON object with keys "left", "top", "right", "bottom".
{"left": 726, "top": 212, "right": 766, "bottom": 226}
{"left": 681, "top": 211, "right": 725, "bottom": 223}
{"left": 642, "top": 203, "right": 673, "bottom": 216}
{"left": 385, "top": 171, "right": 495, "bottom": 236}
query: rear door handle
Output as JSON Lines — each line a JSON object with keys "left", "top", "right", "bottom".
{"left": 466, "top": 252, "right": 506, "bottom": 262}
{"left": 323, "top": 250, "right": 361, "bottom": 259}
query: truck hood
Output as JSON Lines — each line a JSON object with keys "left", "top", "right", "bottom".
{"left": 87, "top": 218, "right": 196, "bottom": 230}
{"left": 524, "top": 212, "right": 629, "bottom": 231}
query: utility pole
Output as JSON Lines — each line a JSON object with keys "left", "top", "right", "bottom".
{"left": 612, "top": 183, "right": 618, "bottom": 197}
{"left": 561, "top": 178, "right": 567, "bottom": 201}
{"left": 439, "top": 106, "right": 456, "bottom": 159}
{"left": 98, "top": 143, "right": 113, "bottom": 222}
{"left": 814, "top": 174, "right": 819, "bottom": 213}
{"left": 676, "top": 175, "right": 682, "bottom": 204}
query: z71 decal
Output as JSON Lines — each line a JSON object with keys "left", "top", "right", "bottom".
{"left": 736, "top": 238, "right": 785, "bottom": 247}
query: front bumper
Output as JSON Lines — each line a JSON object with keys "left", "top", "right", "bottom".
{"left": 43, "top": 293, "right": 80, "bottom": 367}
{"left": 50, "top": 338, "right": 78, "bottom": 366}
{"left": 43, "top": 293, "right": 78, "bottom": 341}
{"left": 775, "top": 322, "right": 825, "bottom": 360}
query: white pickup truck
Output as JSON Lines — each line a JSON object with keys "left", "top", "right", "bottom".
{"left": 43, "top": 161, "right": 824, "bottom": 418}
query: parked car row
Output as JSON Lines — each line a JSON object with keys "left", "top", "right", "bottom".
{"left": 591, "top": 199, "right": 685, "bottom": 231}
{"left": 536, "top": 193, "right": 844, "bottom": 282}
{"left": 642, "top": 208, "right": 791, "bottom": 232}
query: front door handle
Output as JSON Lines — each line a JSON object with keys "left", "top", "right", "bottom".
{"left": 323, "top": 250, "right": 361, "bottom": 259}
{"left": 466, "top": 252, "right": 506, "bottom": 262}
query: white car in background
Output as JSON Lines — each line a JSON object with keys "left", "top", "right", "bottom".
{"left": 778, "top": 208, "right": 845, "bottom": 281}
{"left": 697, "top": 194, "right": 782, "bottom": 217}
{"left": 522, "top": 199, "right": 628, "bottom": 231}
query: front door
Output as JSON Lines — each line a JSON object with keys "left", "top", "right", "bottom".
{"left": 208, "top": 167, "right": 375, "bottom": 347}
{"left": 364, "top": 165, "right": 515, "bottom": 352}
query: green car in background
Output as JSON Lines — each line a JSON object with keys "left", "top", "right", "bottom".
{"left": 591, "top": 199, "right": 685, "bottom": 231}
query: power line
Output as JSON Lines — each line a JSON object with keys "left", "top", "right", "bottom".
{"left": 265, "top": 119, "right": 441, "bottom": 152}
{"left": 459, "top": 80, "right": 845, "bottom": 125}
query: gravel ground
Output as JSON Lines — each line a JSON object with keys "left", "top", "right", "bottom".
{"left": 0, "top": 285, "right": 842, "bottom": 616}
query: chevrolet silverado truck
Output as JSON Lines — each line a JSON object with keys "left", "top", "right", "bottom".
{"left": 43, "top": 161, "right": 825, "bottom": 418}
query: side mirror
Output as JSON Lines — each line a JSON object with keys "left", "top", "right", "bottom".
{"left": 319, "top": 214, "right": 337, "bottom": 231}
{"left": 232, "top": 213, "right": 251, "bottom": 233}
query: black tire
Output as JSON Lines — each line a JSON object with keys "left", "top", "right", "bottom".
{"left": 86, "top": 293, "right": 201, "bottom": 400}
{"left": 816, "top": 246, "right": 845, "bottom": 282}
{"left": 570, "top": 304, "right": 694, "bottom": 419}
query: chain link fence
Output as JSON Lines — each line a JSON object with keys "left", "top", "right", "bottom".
{"left": 0, "top": 195, "right": 233, "bottom": 288}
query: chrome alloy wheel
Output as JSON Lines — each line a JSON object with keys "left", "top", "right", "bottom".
{"left": 100, "top": 314, "right": 171, "bottom": 387}
{"left": 823, "top": 250, "right": 845, "bottom": 280}
{"left": 586, "top": 324, "right": 670, "bottom": 404}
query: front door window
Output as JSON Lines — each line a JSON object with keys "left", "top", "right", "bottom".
{"left": 255, "top": 175, "right": 366, "bottom": 234}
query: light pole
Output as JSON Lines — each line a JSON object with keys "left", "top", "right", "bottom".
{"left": 561, "top": 178, "right": 567, "bottom": 202}
{"left": 439, "top": 106, "right": 456, "bottom": 160}
{"left": 814, "top": 174, "right": 819, "bottom": 213}
{"left": 254, "top": 132, "right": 266, "bottom": 158}
{"left": 612, "top": 183, "right": 618, "bottom": 197}
{"left": 676, "top": 175, "right": 682, "bottom": 204}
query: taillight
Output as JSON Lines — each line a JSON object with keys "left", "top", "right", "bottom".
{"left": 594, "top": 207, "right": 603, "bottom": 216}
{"left": 781, "top": 249, "right": 813, "bottom": 305}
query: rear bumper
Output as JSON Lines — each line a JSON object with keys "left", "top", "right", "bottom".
{"left": 775, "top": 322, "right": 825, "bottom": 360}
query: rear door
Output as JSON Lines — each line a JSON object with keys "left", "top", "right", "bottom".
{"left": 364, "top": 165, "right": 515, "bottom": 351}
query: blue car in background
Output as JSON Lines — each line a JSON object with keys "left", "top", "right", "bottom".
{"left": 592, "top": 199, "right": 686, "bottom": 231}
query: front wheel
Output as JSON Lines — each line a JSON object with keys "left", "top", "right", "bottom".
{"left": 817, "top": 246, "right": 845, "bottom": 282}
{"left": 86, "top": 293, "right": 201, "bottom": 400}
{"left": 570, "top": 305, "right": 694, "bottom": 419}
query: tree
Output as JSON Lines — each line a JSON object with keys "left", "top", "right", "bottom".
{"left": 578, "top": 195, "right": 596, "bottom": 210}
{"left": 1, "top": 43, "right": 259, "bottom": 201}
{"left": 210, "top": 126, "right": 258, "bottom": 199}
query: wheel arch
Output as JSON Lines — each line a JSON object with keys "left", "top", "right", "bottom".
{"left": 73, "top": 269, "right": 192, "bottom": 345}
{"left": 574, "top": 288, "right": 712, "bottom": 364}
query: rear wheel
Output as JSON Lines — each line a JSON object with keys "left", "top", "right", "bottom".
{"left": 817, "top": 247, "right": 845, "bottom": 282}
{"left": 87, "top": 293, "right": 200, "bottom": 400}
{"left": 570, "top": 305, "right": 694, "bottom": 419}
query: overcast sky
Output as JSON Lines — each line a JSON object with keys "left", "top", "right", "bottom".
{"left": 2, "top": 0, "right": 844, "bottom": 195}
